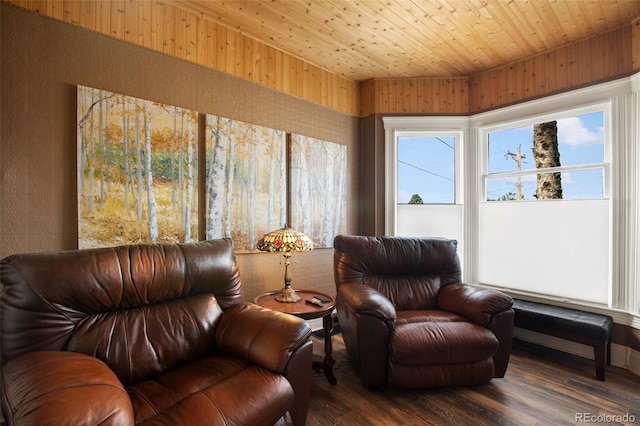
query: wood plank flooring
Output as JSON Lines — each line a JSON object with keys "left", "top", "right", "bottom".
{"left": 307, "top": 334, "right": 640, "bottom": 426}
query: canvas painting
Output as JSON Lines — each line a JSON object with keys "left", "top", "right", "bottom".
{"left": 290, "top": 135, "right": 347, "bottom": 248}
{"left": 205, "top": 115, "right": 287, "bottom": 252}
{"left": 77, "top": 86, "right": 198, "bottom": 248}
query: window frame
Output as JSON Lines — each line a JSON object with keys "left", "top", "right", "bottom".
{"left": 479, "top": 103, "right": 611, "bottom": 202}
{"left": 383, "top": 117, "right": 468, "bottom": 236}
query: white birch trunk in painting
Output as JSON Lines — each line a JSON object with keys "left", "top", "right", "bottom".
{"left": 135, "top": 105, "right": 143, "bottom": 221}
{"left": 78, "top": 88, "right": 86, "bottom": 198}
{"left": 207, "top": 116, "right": 226, "bottom": 239}
{"left": 321, "top": 142, "right": 336, "bottom": 247}
{"left": 88, "top": 90, "right": 95, "bottom": 214}
{"left": 144, "top": 106, "right": 158, "bottom": 243}
{"left": 279, "top": 134, "right": 287, "bottom": 228}
{"left": 184, "top": 117, "right": 194, "bottom": 242}
{"left": 290, "top": 137, "right": 301, "bottom": 228}
{"left": 236, "top": 125, "right": 249, "bottom": 244}
{"left": 123, "top": 99, "right": 130, "bottom": 212}
{"left": 101, "top": 92, "right": 116, "bottom": 196}
{"left": 247, "top": 126, "right": 257, "bottom": 250}
{"left": 333, "top": 147, "right": 347, "bottom": 238}
{"left": 170, "top": 109, "right": 177, "bottom": 208}
{"left": 179, "top": 112, "right": 185, "bottom": 226}
{"left": 98, "top": 90, "right": 105, "bottom": 208}
{"left": 303, "top": 142, "right": 313, "bottom": 235}
{"left": 294, "top": 136, "right": 313, "bottom": 235}
{"left": 267, "top": 130, "right": 277, "bottom": 230}
{"left": 224, "top": 119, "right": 235, "bottom": 236}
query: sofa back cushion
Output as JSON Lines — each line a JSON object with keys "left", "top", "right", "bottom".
{"left": 333, "top": 236, "right": 461, "bottom": 311}
{"left": 0, "top": 239, "right": 243, "bottom": 384}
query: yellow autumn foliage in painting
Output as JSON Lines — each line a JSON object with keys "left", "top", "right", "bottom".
{"left": 79, "top": 181, "right": 197, "bottom": 248}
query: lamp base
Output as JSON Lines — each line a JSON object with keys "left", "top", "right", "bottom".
{"left": 274, "top": 286, "right": 302, "bottom": 303}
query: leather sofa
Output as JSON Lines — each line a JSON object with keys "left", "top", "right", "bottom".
{"left": 0, "top": 238, "right": 313, "bottom": 425}
{"left": 333, "top": 235, "right": 514, "bottom": 388}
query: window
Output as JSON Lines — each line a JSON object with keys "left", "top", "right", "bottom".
{"left": 397, "top": 135, "right": 456, "bottom": 204}
{"left": 484, "top": 109, "right": 607, "bottom": 202}
{"left": 478, "top": 104, "right": 611, "bottom": 305}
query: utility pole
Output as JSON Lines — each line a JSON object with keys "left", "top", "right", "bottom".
{"left": 505, "top": 146, "right": 524, "bottom": 200}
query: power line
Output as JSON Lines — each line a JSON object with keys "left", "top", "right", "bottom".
{"left": 398, "top": 160, "right": 454, "bottom": 182}
{"left": 435, "top": 137, "right": 454, "bottom": 149}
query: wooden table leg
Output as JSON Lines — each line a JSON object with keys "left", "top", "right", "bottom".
{"left": 313, "top": 313, "right": 337, "bottom": 385}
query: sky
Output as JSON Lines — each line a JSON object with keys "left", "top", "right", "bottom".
{"left": 397, "top": 111, "right": 605, "bottom": 203}
{"left": 397, "top": 135, "right": 455, "bottom": 203}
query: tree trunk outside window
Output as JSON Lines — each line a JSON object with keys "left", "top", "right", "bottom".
{"left": 532, "top": 121, "right": 562, "bottom": 199}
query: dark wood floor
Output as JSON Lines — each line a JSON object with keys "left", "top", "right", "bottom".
{"left": 307, "top": 333, "right": 640, "bottom": 426}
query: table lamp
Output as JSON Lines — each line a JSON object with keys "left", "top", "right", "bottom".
{"left": 257, "top": 225, "right": 314, "bottom": 302}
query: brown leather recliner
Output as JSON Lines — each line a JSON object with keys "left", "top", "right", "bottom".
{"left": 333, "top": 235, "right": 514, "bottom": 388}
{"left": 1, "top": 238, "right": 313, "bottom": 425}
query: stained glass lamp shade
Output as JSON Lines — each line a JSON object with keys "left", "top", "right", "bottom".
{"left": 257, "top": 225, "right": 314, "bottom": 303}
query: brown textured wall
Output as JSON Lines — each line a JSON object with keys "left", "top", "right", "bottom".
{"left": 358, "top": 114, "right": 386, "bottom": 237}
{"left": 0, "top": 4, "right": 358, "bottom": 299}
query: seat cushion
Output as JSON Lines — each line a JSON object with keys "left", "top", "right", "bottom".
{"left": 396, "top": 309, "right": 467, "bottom": 325}
{"left": 128, "top": 354, "right": 294, "bottom": 425}
{"left": 391, "top": 318, "right": 498, "bottom": 365}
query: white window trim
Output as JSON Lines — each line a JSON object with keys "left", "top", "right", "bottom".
{"left": 383, "top": 116, "right": 469, "bottom": 236}
{"left": 479, "top": 102, "right": 611, "bottom": 201}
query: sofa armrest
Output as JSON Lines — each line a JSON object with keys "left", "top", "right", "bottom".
{"left": 437, "top": 283, "right": 513, "bottom": 326}
{"left": 337, "top": 283, "right": 396, "bottom": 322}
{"left": 335, "top": 283, "right": 396, "bottom": 387}
{"left": 1, "top": 351, "right": 134, "bottom": 425}
{"left": 215, "top": 302, "right": 313, "bottom": 373}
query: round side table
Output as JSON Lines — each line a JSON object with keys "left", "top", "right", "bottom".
{"left": 254, "top": 289, "right": 337, "bottom": 385}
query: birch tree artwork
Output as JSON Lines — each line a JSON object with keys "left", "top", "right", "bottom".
{"left": 205, "top": 115, "right": 286, "bottom": 252}
{"left": 290, "top": 135, "right": 347, "bottom": 248}
{"left": 77, "top": 86, "right": 198, "bottom": 248}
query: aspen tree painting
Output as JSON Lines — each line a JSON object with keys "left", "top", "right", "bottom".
{"left": 290, "top": 135, "right": 347, "bottom": 248}
{"left": 205, "top": 115, "right": 286, "bottom": 252}
{"left": 77, "top": 86, "right": 198, "bottom": 248}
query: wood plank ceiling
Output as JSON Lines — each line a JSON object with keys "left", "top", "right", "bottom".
{"left": 169, "top": 0, "right": 640, "bottom": 82}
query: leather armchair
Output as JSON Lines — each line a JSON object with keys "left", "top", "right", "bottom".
{"left": 1, "top": 239, "right": 313, "bottom": 425}
{"left": 333, "top": 235, "right": 514, "bottom": 388}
